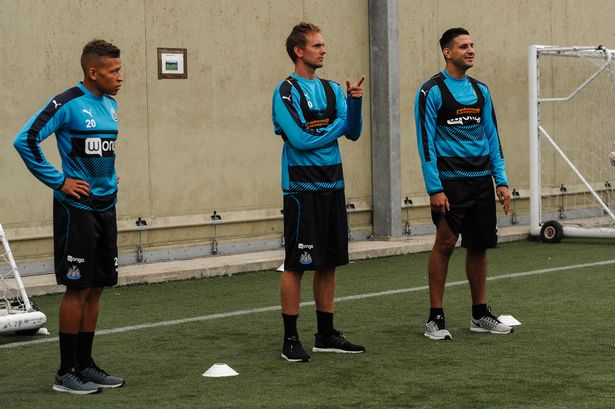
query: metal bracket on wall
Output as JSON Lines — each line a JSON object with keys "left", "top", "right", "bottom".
{"left": 402, "top": 196, "right": 413, "bottom": 235}
{"left": 346, "top": 202, "right": 356, "bottom": 241}
{"left": 604, "top": 181, "right": 613, "bottom": 212}
{"left": 211, "top": 211, "right": 222, "bottom": 255}
{"left": 511, "top": 189, "right": 520, "bottom": 225}
{"left": 135, "top": 217, "right": 148, "bottom": 263}
{"left": 558, "top": 184, "right": 568, "bottom": 220}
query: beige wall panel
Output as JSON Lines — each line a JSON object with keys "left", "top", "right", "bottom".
{"left": 0, "top": 0, "right": 149, "bottom": 226}
{"left": 541, "top": 0, "right": 615, "bottom": 190}
{"left": 400, "top": 0, "right": 615, "bottom": 204}
{"left": 114, "top": 6, "right": 151, "bottom": 220}
{"left": 0, "top": 0, "right": 371, "bottom": 262}
{"left": 143, "top": 0, "right": 370, "bottom": 218}
{"left": 551, "top": 0, "right": 615, "bottom": 45}
{"left": 143, "top": 0, "right": 302, "bottom": 217}
{"left": 400, "top": 0, "right": 551, "bottom": 201}
{"left": 399, "top": 0, "right": 440, "bottom": 201}
{"left": 304, "top": 0, "right": 372, "bottom": 205}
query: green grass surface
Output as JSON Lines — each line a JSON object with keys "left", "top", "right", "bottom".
{"left": 2, "top": 239, "right": 615, "bottom": 408}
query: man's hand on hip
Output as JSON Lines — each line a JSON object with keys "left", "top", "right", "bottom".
{"left": 61, "top": 177, "right": 90, "bottom": 199}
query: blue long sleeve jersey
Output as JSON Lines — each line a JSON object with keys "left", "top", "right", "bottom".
{"left": 272, "top": 73, "right": 362, "bottom": 194}
{"left": 14, "top": 82, "right": 119, "bottom": 211}
{"left": 414, "top": 70, "right": 508, "bottom": 195}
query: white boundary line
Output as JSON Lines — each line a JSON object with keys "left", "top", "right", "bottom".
{"left": 2, "top": 259, "right": 614, "bottom": 350}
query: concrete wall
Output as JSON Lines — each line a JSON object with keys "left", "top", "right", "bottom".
{"left": 1, "top": 0, "right": 614, "bottom": 267}
{"left": 399, "top": 0, "right": 615, "bottom": 225}
{"left": 0, "top": 0, "right": 371, "bottom": 266}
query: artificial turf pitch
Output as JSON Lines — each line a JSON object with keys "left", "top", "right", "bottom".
{"left": 1, "top": 239, "right": 614, "bottom": 408}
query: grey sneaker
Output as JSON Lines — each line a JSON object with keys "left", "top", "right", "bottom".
{"left": 78, "top": 362, "right": 125, "bottom": 388}
{"left": 424, "top": 319, "right": 452, "bottom": 340}
{"left": 470, "top": 309, "right": 513, "bottom": 334}
{"left": 53, "top": 369, "right": 102, "bottom": 395}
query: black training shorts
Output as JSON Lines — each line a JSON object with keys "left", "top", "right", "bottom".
{"left": 53, "top": 198, "right": 119, "bottom": 287}
{"left": 283, "top": 190, "right": 349, "bottom": 272}
{"left": 431, "top": 176, "right": 498, "bottom": 249}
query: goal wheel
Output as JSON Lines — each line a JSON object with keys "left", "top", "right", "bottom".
{"left": 540, "top": 220, "right": 563, "bottom": 243}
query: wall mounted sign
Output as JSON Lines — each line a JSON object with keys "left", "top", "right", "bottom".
{"left": 157, "top": 48, "right": 187, "bottom": 79}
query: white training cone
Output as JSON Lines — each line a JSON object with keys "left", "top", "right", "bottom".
{"left": 202, "top": 363, "right": 239, "bottom": 378}
{"left": 498, "top": 315, "right": 522, "bottom": 326}
{"left": 276, "top": 263, "right": 285, "bottom": 272}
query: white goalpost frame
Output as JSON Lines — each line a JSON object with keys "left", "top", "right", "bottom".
{"left": 528, "top": 45, "right": 615, "bottom": 239}
{"left": 0, "top": 223, "right": 46, "bottom": 334}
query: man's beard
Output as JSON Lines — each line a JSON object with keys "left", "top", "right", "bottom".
{"left": 307, "top": 61, "right": 323, "bottom": 70}
{"left": 453, "top": 58, "right": 473, "bottom": 71}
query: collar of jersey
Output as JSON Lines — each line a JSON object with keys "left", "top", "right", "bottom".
{"left": 290, "top": 72, "right": 320, "bottom": 84}
{"left": 441, "top": 69, "right": 468, "bottom": 83}
{"left": 77, "top": 82, "right": 105, "bottom": 100}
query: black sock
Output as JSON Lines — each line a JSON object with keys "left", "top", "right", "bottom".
{"left": 316, "top": 310, "right": 334, "bottom": 336}
{"left": 58, "top": 332, "right": 78, "bottom": 374}
{"left": 429, "top": 308, "right": 445, "bottom": 324}
{"left": 282, "top": 314, "right": 298, "bottom": 339}
{"left": 76, "top": 332, "right": 95, "bottom": 369}
{"left": 472, "top": 304, "right": 489, "bottom": 319}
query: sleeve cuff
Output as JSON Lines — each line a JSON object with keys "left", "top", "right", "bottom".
{"left": 54, "top": 175, "right": 66, "bottom": 191}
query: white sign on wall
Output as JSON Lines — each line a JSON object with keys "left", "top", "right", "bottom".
{"left": 157, "top": 48, "right": 187, "bottom": 79}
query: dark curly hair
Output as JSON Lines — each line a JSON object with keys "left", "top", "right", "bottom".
{"left": 81, "top": 39, "right": 120, "bottom": 72}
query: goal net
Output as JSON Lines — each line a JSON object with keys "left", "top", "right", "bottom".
{"left": 0, "top": 223, "right": 46, "bottom": 334}
{"left": 528, "top": 45, "right": 615, "bottom": 242}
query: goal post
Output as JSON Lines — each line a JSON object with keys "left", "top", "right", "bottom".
{"left": 528, "top": 45, "right": 615, "bottom": 242}
{"left": 0, "top": 223, "right": 46, "bottom": 334}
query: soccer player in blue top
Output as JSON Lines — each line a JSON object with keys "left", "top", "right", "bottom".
{"left": 414, "top": 28, "right": 513, "bottom": 341}
{"left": 272, "top": 22, "right": 365, "bottom": 362}
{"left": 14, "top": 40, "right": 125, "bottom": 393}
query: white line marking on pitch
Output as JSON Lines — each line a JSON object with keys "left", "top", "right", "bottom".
{"left": 2, "top": 259, "right": 614, "bottom": 350}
